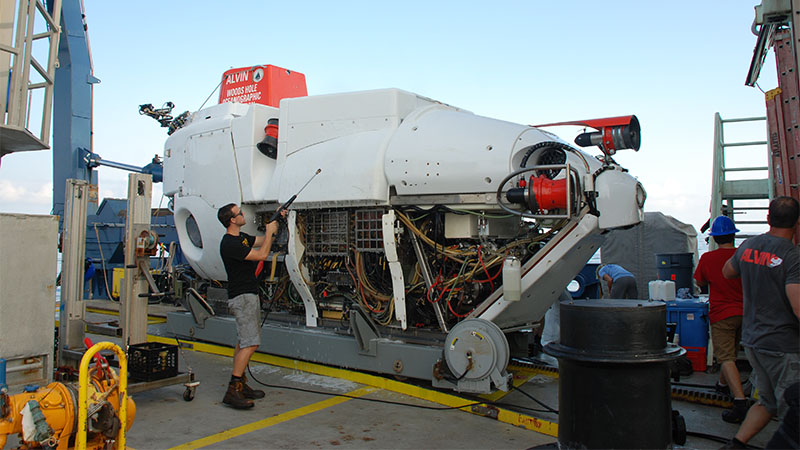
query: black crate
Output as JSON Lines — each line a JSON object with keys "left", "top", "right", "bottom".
{"left": 127, "top": 342, "right": 178, "bottom": 381}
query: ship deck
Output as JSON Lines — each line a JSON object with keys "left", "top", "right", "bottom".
{"left": 6, "top": 304, "right": 780, "bottom": 450}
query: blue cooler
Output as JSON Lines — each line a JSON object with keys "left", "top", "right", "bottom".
{"left": 665, "top": 299, "right": 709, "bottom": 372}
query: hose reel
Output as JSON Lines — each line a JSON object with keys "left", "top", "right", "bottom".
{"left": 438, "top": 319, "right": 511, "bottom": 393}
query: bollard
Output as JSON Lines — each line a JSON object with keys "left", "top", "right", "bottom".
{"left": 545, "top": 299, "right": 684, "bottom": 449}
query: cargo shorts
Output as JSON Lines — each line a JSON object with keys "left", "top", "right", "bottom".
{"left": 228, "top": 293, "right": 261, "bottom": 348}
{"left": 745, "top": 346, "right": 800, "bottom": 417}
{"left": 710, "top": 315, "right": 742, "bottom": 363}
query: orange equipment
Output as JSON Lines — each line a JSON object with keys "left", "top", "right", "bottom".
{"left": 0, "top": 343, "right": 135, "bottom": 449}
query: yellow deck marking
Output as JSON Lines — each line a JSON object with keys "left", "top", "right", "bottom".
{"left": 148, "top": 335, "right": 559, "bottom": 437}
{"left": 166, "top": 386, "right": 377, "bottom": 450}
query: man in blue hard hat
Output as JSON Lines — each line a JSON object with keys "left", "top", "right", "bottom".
{"left": 694, "top": 215, "right": 746, "bottom": 423}
{"left": 720, "top": 196, "right": 800, "bottom": 449}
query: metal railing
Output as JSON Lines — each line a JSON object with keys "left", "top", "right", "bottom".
{"left": 708, "top": 113, "right": 771, "bottom": 249}
{"left": 77, "top": 341, "right": 128, "bottom": 450}
{"left": 1, "top": 0, "right": 62, "bottom": 154}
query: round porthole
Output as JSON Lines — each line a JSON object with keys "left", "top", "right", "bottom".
{"left": 567, "top": 279, "right": 581, "bottom": 293}
{"left": 186, "top": 214, "right": 203, "bottom": 248}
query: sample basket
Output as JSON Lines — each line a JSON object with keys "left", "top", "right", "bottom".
{"left": 127, "top": 342, "right": 178, "bottom": 381}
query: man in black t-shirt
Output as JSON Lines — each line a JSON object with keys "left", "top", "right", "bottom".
{"left": 217, "top": 203, "right": 281, "bottom": 409}
{"left": 720, "top": 196, "right": 800, "bottom": 448}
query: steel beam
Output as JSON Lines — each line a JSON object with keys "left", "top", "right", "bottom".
{"left": 166, "top": 312, "right": 445, "bottom": 382}
{"left": 52, "top": 0, "right": 98, "bottom": 219}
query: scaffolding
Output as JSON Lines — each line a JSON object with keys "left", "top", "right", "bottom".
{"left": 0, "top": 0, "right": 62, "bottom": 156}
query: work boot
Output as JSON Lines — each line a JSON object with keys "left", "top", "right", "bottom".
{"left": 722, "top": 399, "right": 749, "bottom": 424}
{"left": 241, "top": 375, "right": 265, "bottom": 399}
{"left": 222, "top": 381, "right": 254, "bottom": 409}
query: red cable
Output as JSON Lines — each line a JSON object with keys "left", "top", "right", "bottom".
{"left": 426, "top": 276, "right": 443, "bottom": 303}
{"left": 473, "top": 266, "right": 503, "bottom": 283}
{"left": 447, "top": 296, "right": 471, "bottom": 318}
{"left": 435, "top": 283, "right": 449, "bottom": 303}
{"left": 478, "top": 246, "right": 494, "bottom": 292}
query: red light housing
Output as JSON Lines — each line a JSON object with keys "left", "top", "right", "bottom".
{"left": 534, "top": 115, "right": 640, "bottom": 156}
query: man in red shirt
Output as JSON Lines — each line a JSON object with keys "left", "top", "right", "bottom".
{"left": 694, "top": 215, "right": 747, "bottom": 423}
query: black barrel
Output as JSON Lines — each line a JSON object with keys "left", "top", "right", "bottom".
{"left": 544, "top": 299, "right": 684, "bottom": 449}
{"left": 656, "top": 252, "right": 694, "bottom": 291}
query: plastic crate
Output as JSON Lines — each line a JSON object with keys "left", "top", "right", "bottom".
{"left": 127, "top": 342, "right": 178, "bottom": 381}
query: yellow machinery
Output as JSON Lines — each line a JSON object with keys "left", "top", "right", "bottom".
{"left": 0, "top": 343, "right": 135, "bottom": 449}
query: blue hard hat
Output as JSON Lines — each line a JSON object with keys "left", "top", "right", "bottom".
{"left": 708, "top": 216, "right": 739, "bottom": 236}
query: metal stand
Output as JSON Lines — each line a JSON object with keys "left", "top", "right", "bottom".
{"left": 120, "top": 173, "right": 199, "bottom": 400}
{"left": 128, "top": 373, "right": 198, "bottom": 402}
{"left": 58, "top": 178, "right": 89, "bottom": 367}
{"left": 121, "top": 173, "right": 153, "bottom": 347}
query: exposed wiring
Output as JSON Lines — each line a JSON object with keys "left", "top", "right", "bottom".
{"left": 396, "top": 211, "right": 473, "bottom": 262}
{"left": 477, "top": 246, "right": 494, "bottom": 292}
{"left": 345, "top": 256, "right": 385, "bottom": 314}
{"left": 376, "top": 297, "right": 395, "bottom": 326}
{"left": 355, "top": 251, "right": 392, "bottom": 303}
{"left": 447, "top": 294, "right": 470, "bottom": 318}
{"left": 445, "top": 258, "right": 471, "bottom": 318}
{"left": 250, "top": 206, "right": 564, "bottom": 335}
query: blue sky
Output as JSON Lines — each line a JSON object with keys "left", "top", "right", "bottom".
{"left": 0, "top": 1, "right": 776, "bottom": 236}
